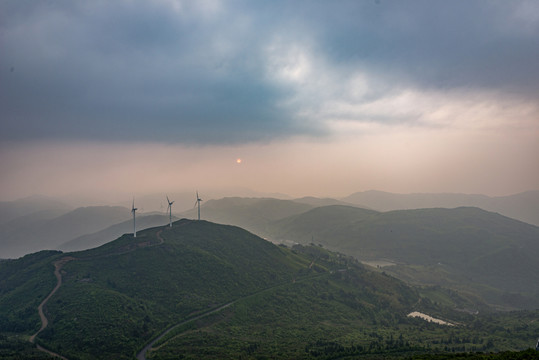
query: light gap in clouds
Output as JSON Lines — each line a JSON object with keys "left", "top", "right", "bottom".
{"left": 1, "top": 0, "right": 538, "bottom": 200}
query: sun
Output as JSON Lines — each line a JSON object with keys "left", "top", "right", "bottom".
{"left": 236, "top": 158, "right": 242, "bottom": 164}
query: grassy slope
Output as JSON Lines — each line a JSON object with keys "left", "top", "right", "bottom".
{"left": 0, "top": 251, "right": 61, "bottom": 359}
{"left": 38, "top": 220, "right": 316, "bottom": 359}
{"left": 0, "top": 250, "right": 60, "bottom": 333}
{"left": 146, "top": 245, "right": 539, "bottom": 359}
{"left": 269, "top": 205, "right": 539, "bottom": 309}
{"left": 1, "top": 219, "right": 538, "bottom": 359}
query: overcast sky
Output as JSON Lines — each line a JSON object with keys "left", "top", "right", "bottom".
{"left": 1, "top": 0, "right": 538, "bottom": 203}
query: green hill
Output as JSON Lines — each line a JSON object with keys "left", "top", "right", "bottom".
{"left": 269, "top": 205, "right": 539, "bottom": 309}
{"left": 1, "top": 219, "right": 538, "bottom": 359}
{"left": 2, "top": 220, "right": 320, "bottom": 358}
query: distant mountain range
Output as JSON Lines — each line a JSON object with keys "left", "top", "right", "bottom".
{"left": 2, "top": 190, "right": 537, "bottom": 259}
{"left": 342, "top": 190, "right": 539, "bottom": 226}
{"left": 0, "top": 204, "right": 131, "bottom": 258}
{"left": 0, "top": 195, "right": 72, "bottom": 225}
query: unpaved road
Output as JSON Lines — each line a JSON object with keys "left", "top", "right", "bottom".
{"left": 136, "top": 301, "right": 235, "bottom": 360}
{"left": 29, "top": 257, "right": 75, "bottom": 343}
{"left": 28, "top": 228, "right": 166, "bottom": 359}
{"left": 136, "top": 270, "right": 327, "bottom": 360}
{"left": 29, "top": 256, "right": 74, "bottom": 359}
{"left": 36, "top": 344, "right": 69, "bottom": 360}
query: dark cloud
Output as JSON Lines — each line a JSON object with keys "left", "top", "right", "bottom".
{"left": 1, "top": 0, "right": 537, "bottom": 144}
{"left": 295, "top": 1, "right": 539, "bottom": 94}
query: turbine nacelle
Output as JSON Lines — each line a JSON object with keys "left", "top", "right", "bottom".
{"left": 166, "top": 195, "right": 174, "bottom": 227}
{"left": 132, "top": 198, "right": 137, "bottom": 238}
{"left": 194, "top": 191, "right": 203, "bottom": 221}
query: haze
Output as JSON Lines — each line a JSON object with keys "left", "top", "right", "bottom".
{"left": 1, "top": 0, "right": 538, "bottom": 203}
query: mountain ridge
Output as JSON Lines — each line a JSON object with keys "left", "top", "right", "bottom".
{"left": 342, "top": 190, "right": 539, "bottom": 226}
{"left": 0, "top": 206, "right": 131, "bottom": 259}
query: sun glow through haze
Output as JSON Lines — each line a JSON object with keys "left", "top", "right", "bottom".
{"left": 0, "top": 0, "right": 537, "bottom": 203}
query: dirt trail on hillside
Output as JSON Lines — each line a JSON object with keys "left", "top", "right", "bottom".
{"left": 29, "top": 228, "right": 166, "bottom": 359}
{"left": 137, "top": 263, "right": 327, "bottom": 360}
{"left": 29, "top": 256, "right": 74, "bottom": 359}
{"left": 136, "top": 301, "right": 235, "bottom": 360}
{"left": 30, "top": 256, "right": 75, "bottom": 343}
{"left": 36, "top": 344, "right": 69, "bottom": 360}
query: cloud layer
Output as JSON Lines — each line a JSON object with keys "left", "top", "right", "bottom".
{"left": 2, "top": 0, "right": 538, "bottom": 144}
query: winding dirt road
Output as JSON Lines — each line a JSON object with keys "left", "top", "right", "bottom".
{"left": 29, "top": 256, "right": 74, "bottom": 359}
{"left": 28, "top": 228, "right": 166, "bottom": 359}
{"left": 136, "top": 301, "right": 235, "bottom": 360}
{"left": 136, "top": 270, "right": 327, "bottom": 360}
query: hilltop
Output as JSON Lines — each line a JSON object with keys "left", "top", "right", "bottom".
{"left": 58, "top": 214, "right": 178, "bottom": 252}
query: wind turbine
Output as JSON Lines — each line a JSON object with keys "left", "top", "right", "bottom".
{"left": 166, "top": 195, "right": 174, "bottom": 227}
{"left": 132, "top": 198, "right": 137, "bottom": 238}
{"left": 194, "top": 191, "right": 203, "bottom": 221}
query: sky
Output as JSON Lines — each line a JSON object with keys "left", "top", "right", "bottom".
{"left": 1, "top": 0, "right": 538, "bottom": 205}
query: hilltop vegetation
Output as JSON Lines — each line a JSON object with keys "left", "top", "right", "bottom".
{"left": 1, "top": 219, "right": 538, "bottom": 359}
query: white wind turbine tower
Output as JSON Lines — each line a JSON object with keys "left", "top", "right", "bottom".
{"left": 132, "top": 198, "right": 138, "bottom": 238}
{"left": 194, "top": 191, "right": 203, "bottom": 221}
{"left": 166, "top": 195, "right": 174, "bottom": 227}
